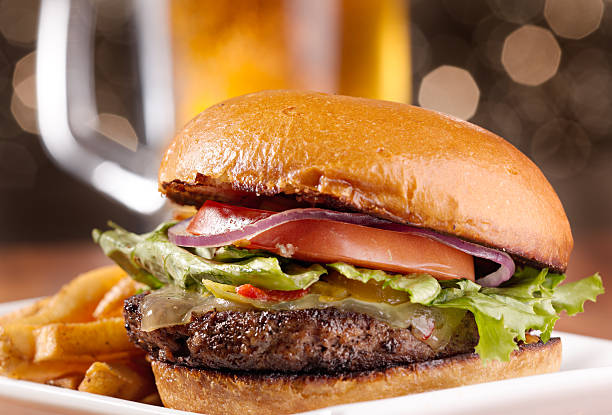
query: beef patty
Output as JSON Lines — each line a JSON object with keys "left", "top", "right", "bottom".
{"left": 124, "top": 293, "right": 479, "bottom": 373}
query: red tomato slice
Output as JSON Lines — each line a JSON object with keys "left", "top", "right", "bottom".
{"left": 187, "top": 201, "right": 272, "bottom": 236}
{"left": 190, "top": 201, "right": 474, "bottom": 281}
{"left": 236, "top": 284, "right": 309, "bottom": 301}
{"left": 247, "top": 220, "right": 474, "bottom": 281}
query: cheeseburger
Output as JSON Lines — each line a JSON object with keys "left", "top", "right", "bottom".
{"left": 94, "top": 90, "right": 603, "bottom": 414}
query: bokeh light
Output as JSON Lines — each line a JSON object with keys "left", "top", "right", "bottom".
{"left": 11, "top": 51, "right": 38, "bottom": 134}
{"left": 418, "top": 65, "right": 480, "bottom": 120}
{"left": 13, "top": 75, "right": 36, "bottom": 109}
{"left": 502, "top": 25, "right": 561, "bottom": 86}
{"left": 12, "top": 52, "right": 36, "bottom": 109}
{"left": 10, "top": 91, "right": 38, "bottom": 134}
{"left": 531, "top": 119, "right": 591, "bottom": 179}
{"left": 544, "top": 0, "right": 604, "bottom": 40}
{"left": 91, "top": 113, "right": 139, "bottom": 152}
{"left": 96, "top": 83, "right": 128, "bottom": 116}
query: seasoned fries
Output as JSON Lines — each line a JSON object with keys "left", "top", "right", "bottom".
{"left": 0, "top": 297, "right": 50, "bottom": 326}
{"left": 3, "top": 360, "right": 93, "bottom": 383}
{"left": 78, "top": 361, "right": 156, "bottom": 401}
{"left": 33, "top": 318, "right": 140, "bottom": 363}
{"left": 46, "top": 373, "right": 85, "bottom": 390}
{"left": 14, "top": 265, "right": 125, "bottom": 325}
{"left": 94, "top": 277, "right": 145, "bottom": 319}
{"left": 0, "top": 265, "right": 156, "bottom": 403}
{"left": 0, "top": 323, "right": 38, "bottom": 361}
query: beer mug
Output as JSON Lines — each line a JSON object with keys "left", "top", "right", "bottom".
{"left": 36, "top": 0, "right": 410, "bottom": 219}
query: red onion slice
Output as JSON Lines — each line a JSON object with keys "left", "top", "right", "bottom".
{"left": 168, "top": 208, "right": 515, "bottom": 287}
{"left": 168, "top": 208, "right": 388, "bottom": 247}
{"left": 371, "top": 223, "right": 515, "bottom": 287}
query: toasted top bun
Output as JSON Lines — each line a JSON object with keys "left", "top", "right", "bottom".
{"left": 159, "top": 90, "right": 572, "bottom": 271}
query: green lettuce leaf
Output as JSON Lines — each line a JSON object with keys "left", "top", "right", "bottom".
{"left": 327, "top": 262, "right": 441, "bottom": 304}
{"left": 93, "top": 222, "right": 326, "bottom": 291}
{"left": 212, "top": 245, "right": 278, "bottom": 262}
{"left": 551, "top": 273, "right": 603, "bottom": 316}
{"left": 93, "top": 221, "right": 604, "bottom": 363}
{"left": 432, "top": 268, "right": 604, "bottom": 362}
{"left": 433, "top": 280, "right": 557, "bottom": 361}
{"left": 92, "top": 223, "right": 164, "bottom": 289}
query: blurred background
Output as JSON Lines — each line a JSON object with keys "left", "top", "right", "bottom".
{"left": 0, "top": 0, "right": 610, "bottom": 337}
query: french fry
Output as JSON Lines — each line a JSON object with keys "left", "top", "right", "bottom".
{"left": 0, "top": 323, "right": 39, "bottom": 361}
{"left": 140, "top": 392, "right": 163, "bottom": 406}
{"left": 0, "top": 326, "right": 29, "bottom": 376}
{"left": 0, "top": 297, "right": 50, "bottom": 325}
{"left": 78, "top": 361, "right": 156, "bottom": 401}
{"left": 33, "top": 318, "right": 140, "bottom": 363}
{"left": 0, "top": 264, "right": 160, "bottom": 403}
{"left": 46, "top": 373, "right": 85, "bottom": 389}
{"left": 15, "top": 265, "right": 126, "bottom": 326}
{"left": 93, "top": 277, "right": 144, "bottom": 319}
{"left": 1, "top": 360, "right": 91, "bottom": 383}
{"left": 0, "top": 327, "right": 69, "bottom": 381}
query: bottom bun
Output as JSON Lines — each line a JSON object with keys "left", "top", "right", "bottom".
{"left": 152, "top": 338, "right": 561, "bottom": 415}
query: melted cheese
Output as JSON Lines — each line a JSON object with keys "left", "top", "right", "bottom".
{"left": 141, "top": 285, "right": 466, "bottom": 351}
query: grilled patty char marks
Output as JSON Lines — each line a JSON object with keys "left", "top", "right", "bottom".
{"left": 124, "top": 293, "right": 479, "bottom": 373}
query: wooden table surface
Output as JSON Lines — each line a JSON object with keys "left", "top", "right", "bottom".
{"left": 0, "top": 233, "right": 610, "bottom": 415}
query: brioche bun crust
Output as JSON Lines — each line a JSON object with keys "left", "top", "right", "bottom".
{"left": 152, "top": 338, "right": 561, "bottom": 415}
{"left": 159, "top": 90, "right": 572, "bottom": 271}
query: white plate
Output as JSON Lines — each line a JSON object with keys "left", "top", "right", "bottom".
{"left": 1, "top": 298, "right": 612, "bottom": 415}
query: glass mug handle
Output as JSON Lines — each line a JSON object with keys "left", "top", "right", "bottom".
{"left": 36, "top": 0, "right": 174, "bottom": 214}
